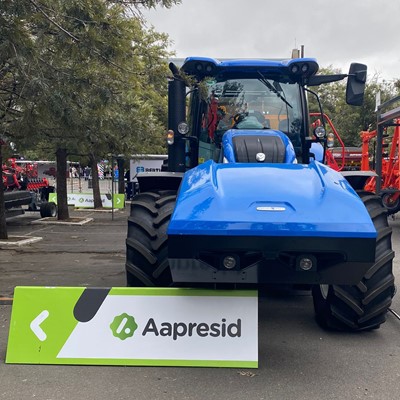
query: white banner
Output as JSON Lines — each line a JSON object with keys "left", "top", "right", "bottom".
{"left": 58, "top": 294, "right": 258, "bottom": 364}
{"left": 129, "top": 158, "right": 166, "bottom": 182}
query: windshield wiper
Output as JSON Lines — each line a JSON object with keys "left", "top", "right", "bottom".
{"left": 257, "top": 72, "right": 292, "bottom": 109}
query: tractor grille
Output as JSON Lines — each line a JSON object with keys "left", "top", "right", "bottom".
{"left": 233, "top": 135, "right": 286, "bottom": 163}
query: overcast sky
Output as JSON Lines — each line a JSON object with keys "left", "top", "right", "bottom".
{"left": 142, "top": 0, "right": 399, "bottom": 81}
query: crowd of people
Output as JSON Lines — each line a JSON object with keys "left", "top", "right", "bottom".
{"left": 68, "top": 164, "right": 119, "bottom": 180}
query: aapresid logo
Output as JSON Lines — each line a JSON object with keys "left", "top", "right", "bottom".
{"left": 142, "top": 318, "right": 241, "bottom": 341}
{"left": 110, "top": 313, "right": 138, "bottom": 340}
{"left": 109, "top": 314, "right": 242, "bottom": 342}
{"left": 136, "top": 166, "right": 145, "bottom": 173}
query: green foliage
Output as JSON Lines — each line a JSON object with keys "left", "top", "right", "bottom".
{"left": 1, "top": 0, "right": 399, "bottom": 156}
{"left": 1, "top": 0, "right": 176, "bottom": 162}
{"left": 108, "top": 0, "right": 180, "bottom": 10}
{"left": 0, "top": 0, "right": 179, "bottom": 225}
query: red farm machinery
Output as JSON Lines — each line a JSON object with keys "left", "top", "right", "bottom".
{"left": 360, "top": 97, "right": 400, "bottom": 215}
{"left": 2, "top": 158, "right": 57, "bottom": 218}
{"left": 309, "top": 112, "right": 362, "bottom": 172}
{"left": 310, "top": 99, "right": 400, "bottom": 216}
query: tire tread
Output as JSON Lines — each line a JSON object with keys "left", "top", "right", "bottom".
{"left": 312, "top": 190, "right": 395, "bottom": 331}
{"left": 125, "top": 190, "right": 176, "bottom": 286}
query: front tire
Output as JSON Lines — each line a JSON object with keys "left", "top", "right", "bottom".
{"left": 125, "top": 190, "right": 176, "bottom": 287}
{"left": 312, "top": 191, "right": 395, "bottom": 331}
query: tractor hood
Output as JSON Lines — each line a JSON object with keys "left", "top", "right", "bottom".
{"left": 167, "top": 160, "right": 376, "bottom": 238}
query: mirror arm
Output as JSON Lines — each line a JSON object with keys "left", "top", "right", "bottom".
{"left": 306, "top": 74, "right": 347, "bottom": 86}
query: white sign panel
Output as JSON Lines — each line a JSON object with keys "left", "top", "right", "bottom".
{"left": 58, "top": 294, "right": 257, "bottom": 363}
{"left": 129, "top": 158, "right": 166, "bottom": 182}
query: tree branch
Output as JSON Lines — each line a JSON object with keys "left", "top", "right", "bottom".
{"left": 29, "top": 0, "right": 145, "bottom": 76}
{"left": 28, "top": 0, "right": 80, "bottom": 43}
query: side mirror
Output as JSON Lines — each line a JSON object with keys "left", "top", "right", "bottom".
{"left": 346, "top": 63, "right": 367, "bottom": 106}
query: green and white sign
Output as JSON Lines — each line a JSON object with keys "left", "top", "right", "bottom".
{"left": 6, "top": 287, "right": 258, "bottom": 368}
{"left": 49, "top": 193, "right": 125, "bottom": 209}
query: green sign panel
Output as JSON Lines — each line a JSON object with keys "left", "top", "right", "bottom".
{"left": 49, "top": 193, "right": 125, "bottom": 209}
{"left": 6, "top": 287, "right": 258, "bottom": 368}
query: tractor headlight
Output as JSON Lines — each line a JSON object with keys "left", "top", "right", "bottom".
{"left": 288, "top": 60, "right": 319, "bottom": 79}
{"left": 223, "top": 255, "right": 237, "bottom": 269}
{"left": 299, "top": 257, "right": 313, "bottom": 271}
{"left": 314, "top": 126, "right": 326, "bottom": 139}
{"left": 296, "top": 254, "right": 317, "bottom": 271}
{"left": 177, "top": 121, "right": 189, "bottom": 135}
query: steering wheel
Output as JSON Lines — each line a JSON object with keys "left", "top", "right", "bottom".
{"left": 232, "top": 112, "right": 248, "bottom": 128}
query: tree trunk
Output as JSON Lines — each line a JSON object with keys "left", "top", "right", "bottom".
{"left": 56, "top": 147, "right": 70, "bottom": 220}
{"left": 90, "top": 154, "right": 103, "bottom": 209}
{"left": 117, "top": 158, "right": 125, "bottom": 195}
{"left": 0, "top": 145, "right": 8, "bottom": 239}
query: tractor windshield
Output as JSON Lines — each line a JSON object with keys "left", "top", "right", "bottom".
{"left": 195, "top": 77, "right": 304, "bottom": 162}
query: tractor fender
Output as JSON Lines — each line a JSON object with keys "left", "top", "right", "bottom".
{"left": 340, "top": 171, "right": 377, "bottom": 191}
{"left": 136, "top": 171, "right": 184, "bottom": 193}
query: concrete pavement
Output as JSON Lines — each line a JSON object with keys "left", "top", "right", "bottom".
{"left": 1, "top": 208, "right": 400, "bottom": 400}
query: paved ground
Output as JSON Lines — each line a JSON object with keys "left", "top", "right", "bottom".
{"left": 1, "top": 207, "right": 400, "bottom": 400}
{"left": 0, "top": 209, "right": 126, "bottom": 297}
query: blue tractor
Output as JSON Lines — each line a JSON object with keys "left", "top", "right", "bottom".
{"left": 126, "top": 57, "right": 395, "bottom": 331}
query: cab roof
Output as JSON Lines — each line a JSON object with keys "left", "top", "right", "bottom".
{"left": 181, "top": 57, "right": 319, "bottom": 83}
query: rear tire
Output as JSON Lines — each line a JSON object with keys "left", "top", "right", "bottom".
{"left": 312, "top": 191, "right": 395, "bottom": 331}
{"left": 125, "top": 190, "right": 176, "bottom": 287}
{"left": 40, "top": 202, "right": 57, "bottom": 218}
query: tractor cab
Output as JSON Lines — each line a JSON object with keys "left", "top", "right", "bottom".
{"left": 166, "top": 57, "right": 367, "bottom": 173}
{"left": 196, "top": 75, "right": 303, "bottom": 163}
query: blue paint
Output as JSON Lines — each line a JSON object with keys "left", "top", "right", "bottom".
{"left": 168, "top": 160, "right": 376, "bottom": 238}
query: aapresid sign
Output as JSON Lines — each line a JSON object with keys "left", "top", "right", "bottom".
{"left": 6, "top": 287, "right": 258, "bottom": 368}
{"left": 49, "top": 193, "right": 125, "bottom": 209}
